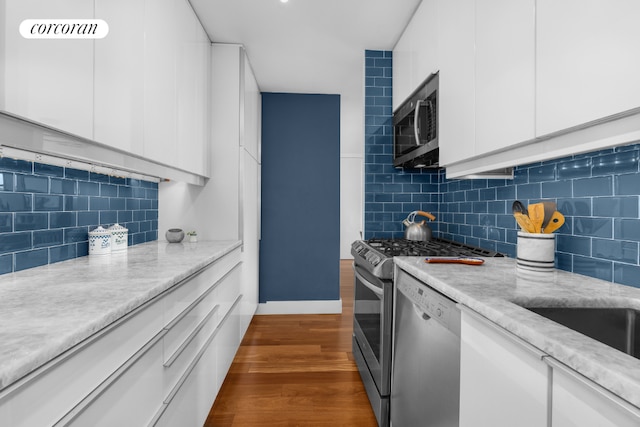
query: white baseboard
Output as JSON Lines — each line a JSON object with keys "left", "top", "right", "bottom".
{"left": 256, "top": 299, "right": 343, "bottom": 315}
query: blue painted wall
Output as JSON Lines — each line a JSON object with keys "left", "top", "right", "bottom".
{"left": 0, "top": 158, "right": 158, "bottom": 274}
{"left": 364, "top": 50, "right": 439, "bottom": 239}
{"left": 364, "top": 49, "right": 640, "bottom": 288}
{"left": 260, "top": 93, "right": 341, "bottom": 302}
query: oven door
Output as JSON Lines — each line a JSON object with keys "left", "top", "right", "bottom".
{"left": 353, "top": 264, "right": 393, "bottom": 396}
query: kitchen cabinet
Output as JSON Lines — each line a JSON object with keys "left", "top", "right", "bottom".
{"left": 0, "top": 0, "right": 94, "bottom": 139}
{"left": 143, "top": 0, "right": 210, "bottom": 177}
{"left": 548, "top": 358, "right": 640, "bottom": 427}
{"left": 438, "top": 0, "right": 534, "bottom": 166}
{"left": 474, "top": 0, "right": 535, "bottom": 157}
{"left": 392, "top": 0, "right": 439, "bottom": 111}
{"left": 460, "top": 308, "right": 548, "bottom": 427}
{"left": 436, "top": 0, "right": 475, "bottom": 166}
{"left": 175, "top": 0, "right": 210, "bottom": 176}
{"left": 94, "top": 0, "right": 145, "bottom": 155}
{"left": 142, "top": 0, "right": 177, "bottom": 168}
{"left": 536, "top": 0, "right": 640, "bottom": 137}
{"left": 0, "top": 247, "right": 243, "bottom": 427}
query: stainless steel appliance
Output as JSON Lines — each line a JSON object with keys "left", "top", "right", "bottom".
{"left": 391, "top": 268, "right": 461, "bottom": 427}
{"left": 393, "top": 72, "right": 438, "bottom": 169}
{"left": 351, "top": 238, "right": 502, "bottom": 427}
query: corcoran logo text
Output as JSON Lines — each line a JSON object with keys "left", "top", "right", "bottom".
{"left": 19, "top": 19, "right": 109, "bottom": 39}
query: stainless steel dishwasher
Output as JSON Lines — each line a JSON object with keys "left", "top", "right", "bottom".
{"left": 391, "top": 268, "right": 461, "bottom": 427}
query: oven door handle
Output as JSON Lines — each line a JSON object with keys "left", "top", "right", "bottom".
{"left": 353, "top": 264, "right": 384, "bottom": 297}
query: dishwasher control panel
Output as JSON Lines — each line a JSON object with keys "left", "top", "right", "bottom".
{"left": 396, "top": 270, "right": 459, "bottom": 332}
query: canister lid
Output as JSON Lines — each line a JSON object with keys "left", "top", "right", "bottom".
{"left": 89, "top": 225, "right": 110, "bottom": 236}
{"left": 108, "top": 223, "right": 128, "bottom": 232}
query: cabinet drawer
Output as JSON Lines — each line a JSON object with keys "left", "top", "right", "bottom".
{"left": 163, "top": 247, "right": 241, "bottom": 327}
{"left": 0, "top": 298, "right": 164, "bottom": 427}
{"left": 215, "top": 263, "right": 242, "bottom": 320}
{"left": 59, "top": 331, "right": 166, "bottom": 427}
{"left": 152, "top": 294, "right": 244, "bottom": 427}
{"left": 162, "top": 263, "right": 241, "bottom": 394}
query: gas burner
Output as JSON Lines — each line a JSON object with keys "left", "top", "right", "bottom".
{"left": 352, "top": 238, "right": 503, "bottom": 280}
{"left": 365, "top": 238, "right": 502, "bottom": 258}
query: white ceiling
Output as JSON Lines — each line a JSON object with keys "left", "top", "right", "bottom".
{"left": 189, "top": 0, "right": 422, "bottom": 94}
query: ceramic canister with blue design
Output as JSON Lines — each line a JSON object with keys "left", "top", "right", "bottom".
{"left": 89, "top": 226, "right": 112, "bottom": 255}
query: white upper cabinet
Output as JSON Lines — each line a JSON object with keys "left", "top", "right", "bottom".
{"left": 438, "top": 0, "right": 534, "bottom": 166}
{"left": 392, "top": 0, "right": 439, "bottom": 111}
{"left": 94, "top": 0, "right": 145, "bottom": 155}
{"left": 474, "top": 0, "right": 535, "bottom": 157}
{"left": 536, "top": 0, "right": 640, "bottom": 136}
{"left": 143, "top": 0, "right": 210, "bottom": 177}
{"left": 243, "top": 54, "right": 261, "bottom": 162}
{"left": 175, "top": 1, "right": 210, "bottom": 176}
{"left": 436, "top": 0, "right": 475, "bottom": 166}
{"left": 0, "top": 0, "right": 94, "bottom": 139}
{"left": 143, "top": 0, "right": 177, "bottom": 168}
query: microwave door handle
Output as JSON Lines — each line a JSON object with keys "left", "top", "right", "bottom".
{"left": 353, "top": 266, "right": 384, "bottom": 297}
{"left": 413, "top": 99, "right": 422, "bottom": 145}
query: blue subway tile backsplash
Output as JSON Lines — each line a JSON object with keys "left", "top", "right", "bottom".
{"left": 364, "top": 50, "right": 439, "bottom": 238}
{"left": 364, "top": 49, "right": 640, "bottom": 288}
{"left": 0, "top": 160, "right": 158, "bottom": 274}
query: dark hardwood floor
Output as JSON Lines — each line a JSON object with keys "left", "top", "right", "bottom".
{"left": 204, "top": 260, "right": 378, "bottom": 427}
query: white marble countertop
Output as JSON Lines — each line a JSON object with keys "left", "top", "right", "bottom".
{"left": 0, "top": 240, "right": 242, "bottom": 392}
{"left": 394, "top": 256, "right": 640, "bottom": 409}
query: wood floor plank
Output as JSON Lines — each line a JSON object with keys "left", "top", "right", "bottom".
{"left": 204, "top": 260, "right": 377, "bottom": 427}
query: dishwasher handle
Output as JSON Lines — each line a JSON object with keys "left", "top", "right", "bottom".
{"left": 413, "top": 303, "right": 430, "bottom": 321}
{"left": 353, "top": 264, "right": 384, "bottom": 297}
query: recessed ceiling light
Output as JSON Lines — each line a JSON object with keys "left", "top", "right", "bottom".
{"left": 280, "top": 0, "right": 289, "bottom": 3}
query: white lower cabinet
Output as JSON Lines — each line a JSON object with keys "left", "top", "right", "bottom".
{"left": 63, "top": 333, "right": 166, "bottom": 427}
{"left": 0, "top": 247, "right": 247, "bottom": 427}
{"left": 548, "top": 359, "right": 640, "bottom": 427}
{"left": 461, "top": 307, "right": 640, "bottom": 426}
{"left": 460, "top": 309, "right": 548, "bottom": 427}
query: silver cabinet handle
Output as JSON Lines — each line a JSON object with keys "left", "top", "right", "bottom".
{"left": 54, "top": 329, "right": 168, "bottom": 426}
{"left": 163, "top": 304, "right": 220, "bottom": 368}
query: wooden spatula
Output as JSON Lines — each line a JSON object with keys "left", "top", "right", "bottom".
{"left": 544, "top": 211, "right": 565, "bottom": 233}
{"left": 528, "top": 203, "right": 545, "bottom": 233}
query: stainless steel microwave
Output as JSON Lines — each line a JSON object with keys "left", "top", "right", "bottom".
{"left": 393, "top": 72, "right": 439, "bottom": 168}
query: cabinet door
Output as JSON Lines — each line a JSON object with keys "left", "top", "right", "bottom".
{"left": 551, "top": 361, "right": 640, "bottom": 427}
{"left": 1, "top": 0, "right": 94, "bottom": 139}
{"left": 392, "top": 26, "right": 412, "bottom": 112}
{"left": 392, "top": 0, "right": 438, "bottom": 111}
{"left": 243, "top": 53, "right": 261, "bottom": 162}
{"left": 410, "top": 0, "right": 439, "bottom": 95}
{"left": 175, "top": 0, "right": 210, "bottom": 176}
{"left": 64, "top": 336, "right": 165, "bottom": 427}
{"left": 437, "top": 0, "right": 475, "bottom": 166}
{"left": 460, "top": 310, "right": 548, "bottom": 427}
{"left": 143, "top": 0, "right": 177, "bottom": 167}
{"left": 475, "top": 0, "right": 534, "bottom": 156}
{"left": 94, "top": 0, "right": 145, "bottom": 155}
{"left": 240, "top": 150, "right": 259, "bottom": 336}
{"left": 536, "top": 0, "right": 640, "bottom": 136}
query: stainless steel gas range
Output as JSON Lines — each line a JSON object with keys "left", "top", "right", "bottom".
{"left": 351, "top": 238, "right": 503, "bottom": 427}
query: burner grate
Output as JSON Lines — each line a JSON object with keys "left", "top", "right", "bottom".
{"left": 365, "top": 238, "right": 503, "bottom": 258}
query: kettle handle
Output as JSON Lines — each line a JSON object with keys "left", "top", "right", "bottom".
{"left": 416, "top": 210, "right": 436, "bottom": 221}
